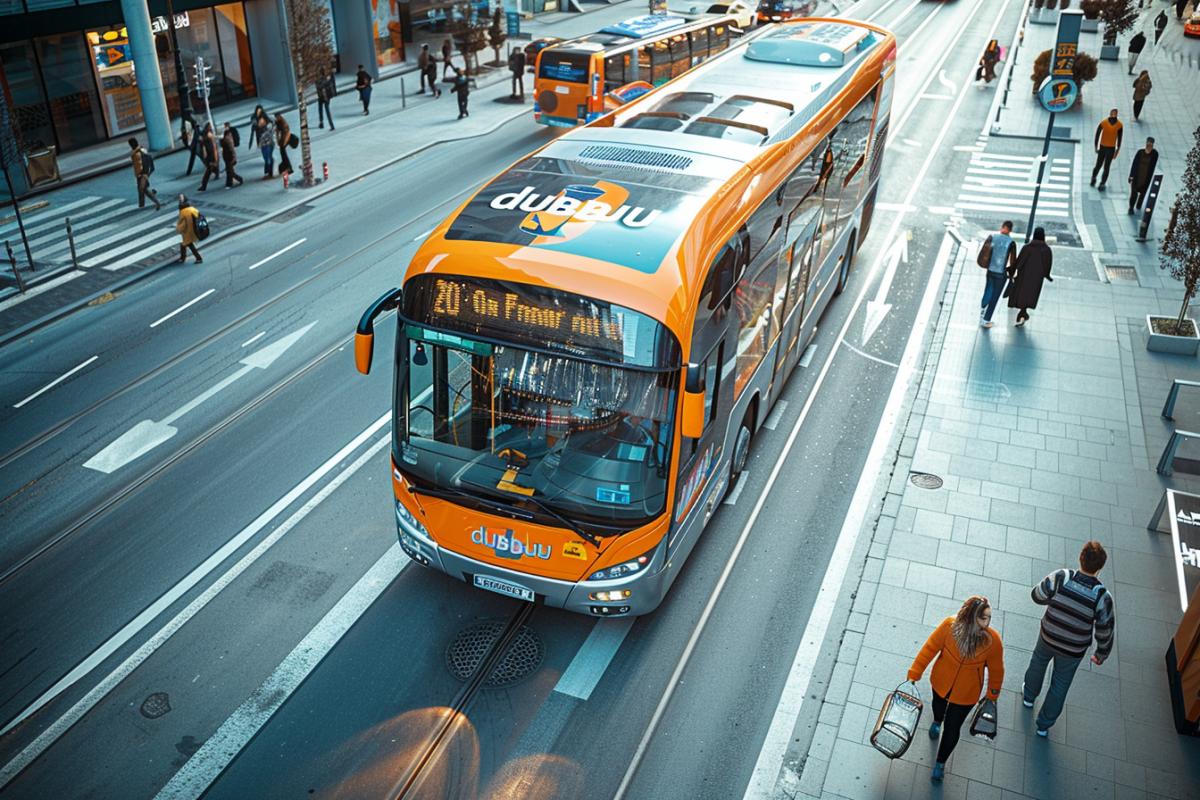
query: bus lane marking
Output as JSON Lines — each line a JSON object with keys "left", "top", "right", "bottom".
{"left": 149, "top": 289, "right": 215, "bottom": 329}
{"left": 554, "top": 618, "right": 636, "bottom": 702}
{"left": 12, "top": 356, "right": 99, "bottom": 409}
{"left": 247, "top": 238, "right": 307, "bottom": 271}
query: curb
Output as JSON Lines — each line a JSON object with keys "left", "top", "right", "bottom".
{"left": 0, "top": 102, "right": 533, "bottom": 350}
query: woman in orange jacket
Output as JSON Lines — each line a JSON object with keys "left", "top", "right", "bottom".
{"left": 908, "top": 595, "right": 1004, "bottom": 782}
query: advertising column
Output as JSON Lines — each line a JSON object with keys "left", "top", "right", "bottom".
{"left": 1027, "top": 9, "right": 1081, "bottom": 242}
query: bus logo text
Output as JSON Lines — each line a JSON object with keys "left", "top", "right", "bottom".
{"left": 471, "top": 526, "right": 552, "bottom": 561}
{"left": 491, "top": 185, "right": 662, "bottom": 232}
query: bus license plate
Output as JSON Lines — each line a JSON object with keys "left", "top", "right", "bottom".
{"left": 473, "top": 574, "right": 535, "bottom": 602}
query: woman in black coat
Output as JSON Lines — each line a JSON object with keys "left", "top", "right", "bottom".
{"left": 1007, "top": 226, "right": 1053, "bottom": 326}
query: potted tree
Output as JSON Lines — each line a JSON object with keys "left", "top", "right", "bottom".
{"left": 1080, "top": 0, "right": 1102, "bottom": 32}
{"left": 1031, "top": 0, "right": 1059, "bottom": 25}
{"left": 1099, "top": 0, "right": 1137, "bottom": 61}
{"left": 1150, "top": 124, "right": 1200, "bottom": 356}
{"left": 487, "top": 7, "right": 507, "bottom": 68}
{"left": 1030, "top": 49, "right": 1099, "bottom": 101}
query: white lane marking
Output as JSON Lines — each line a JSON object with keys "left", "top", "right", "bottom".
{"left": 1052, "top": 158, "right": 1071, "bottom": 164}
{"left": 35, "top": 200, "right": 141, "bottom": 257}
{"left": 952, "top": 145, "right": 984, "bottom": 152}
{"left": 966, "top": 165, "right": 1034, "bottom": 179}
{"left": 241, "top": 331, "right": 266, "bottom": 348}
{"left": 798, "top": 343, "right": 817, "bottom": 368}
{"left": 0, "top": 411, "right": 390, "bottom": 755}
{"left": 0, "top": 196, "right": 101, "bottom": 239}
{"left": 149, "top": 289, "right": 215, "bottom": 328}
{"left": 12, "top": 356, "right": 99, "bottom": 409}
{"left": 155, "top": 531, "right": 406, "bottom": 800}
{"left": 763, "top": 400, "right": 789, "bottom": 430}
{"left": 937, "top": 69, "right": 956, "bottom": 93}
{"left": 412, "top": 227, "right": 435, "bottom": 242}
{"left": 722, "top": 471, "right": 749, "bottom": 506}
{"left": 100, "top": 236, "right": 186, "bottom": 273}
{"left": 886, "top": 0, "right": 957, "bottom": 137}
{"left": 1050, "top": 166, "right": 1071, "bottom": 173}
{"left": 901, "top": 138, "right": 922, "bottom": 147}
{"left": 840, "top": 339, "right": 901, "bottom": 369}
{"left": 956, "top": 203, "right": 1069, "bottom": 217}
{"left": 970, "top": 152, "right": 1040, "bottom": 163}
{"left": 927, "top": 206, "right": 958, "bottom": 215}
{"left": 875, "top": 202, "right": 917, "bottom": 212}
{"left": 0, "top": 270, "right": 85, "bottom": 313}
{"left": 744, "top": 0, "right": 1017, "bottom": 792}
{"left": 918, "top": 93, "right": 954, "bottom": 101}
{"left": 247, "top": 238, "right": 307, "bottom": 271}
{"left": 747, "top": 231, "right": 957, "bottom": 800}
{"left": 863, "top": 234, "right": 909, "bottom": 345}
{"left": 553, "top": 619, "right": 636, "bottom": 701}
{"left": 962, "top": 181, "right": 1070, "bottom": 197}
{"left": 71, "top": 208, "right": 176, "bottom": 258}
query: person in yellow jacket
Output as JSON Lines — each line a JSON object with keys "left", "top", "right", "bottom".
{"left": 175, "top": 194, "right": 203, "bottom": 264}
{"left": 908, "top": 596, "right": 1005, "bottom": 783}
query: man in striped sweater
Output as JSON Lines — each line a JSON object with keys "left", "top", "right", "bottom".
{"left": 1022, "top": 540, "right": 1116, "bottom": 736}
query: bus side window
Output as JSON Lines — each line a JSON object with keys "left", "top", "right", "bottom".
{"left": 706, "top": 239, "right": 741, "bottom": 310}
{"left": 669, "top": 33, "right": 690, "bottom": 77}
{"left": 638, "top": 44, "right": 652, "bottom": 84}
{"left": 651, "top": 39, "right": 671, "bottom": 85}
{"left": 689, "top": 29, "right": 709, "bottom": 63}
{"left": 710, "top": 23, "right": 728, "bottom": 54}
{"left": 604, "top": 52, "right": 628, "bottom": 92}
{"left": 704, "top": 342, "right": 723, "bottom": 425}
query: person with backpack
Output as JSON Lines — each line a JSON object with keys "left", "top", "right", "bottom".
{"left": 175, "top": 194, "right": 204, "bottom": 263}
{"left": 977, "top": 220, "right": 1016, "bottom": 328}
{"left": 221, "top": 123, "right": 243, "bottom": 188}
{"left": 255, "top": 110, "right": 275, "bottom": 178}
{"left": 274, "top": 113, "right": 294, "bottom": 178}
{"left": 128, "top": 137, "right": 161, "bottom": 211}
{"left": 1022, "top": 541, "right": 1115, "bottom": 737}
{"left": 907, "top": 596, "right": 1004, "bottom": 783}
{"left": 198, "top": 123, "right": 221, "bottom": 191}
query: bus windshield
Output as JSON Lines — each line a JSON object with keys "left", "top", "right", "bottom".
{"left": 400, "top": 277, "right": 680, "bottom": 528}
{"left": 538, "top": 50, "right": 591, "bottom": 83}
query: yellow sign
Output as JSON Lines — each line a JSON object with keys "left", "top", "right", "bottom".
{"left": 1052, "top": 42, "right": 1076, "bottom": 76}
{"left": 562, "top": 542, "right": 588, "bottom": 560}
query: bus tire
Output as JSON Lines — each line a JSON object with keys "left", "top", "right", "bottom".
{"left": 730, "top": 409, "right": 754, "bottom": 484}
{"left": 835, "top": 232, "right": 857, "bottom": 296}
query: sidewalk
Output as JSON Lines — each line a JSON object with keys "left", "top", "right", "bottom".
{"left": 0, "top": 0, "right": 644, "bottom": 345}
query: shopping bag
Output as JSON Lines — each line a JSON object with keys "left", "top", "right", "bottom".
{"left": 969, "top": 697, "right": 998, "bottom": 740}
{"left": 871, "top": 681, "right": 923, "bottom": 759}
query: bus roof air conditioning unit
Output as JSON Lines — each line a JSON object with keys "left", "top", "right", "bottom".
{"left": 745, "top": 22, "right": 875, "bottom": 67}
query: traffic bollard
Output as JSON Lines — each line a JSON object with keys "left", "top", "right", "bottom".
{"left": 6, "top": 240, "right": 26, "bottom": 294}
{"left": 66, "top": 216, "right": 79, "bottom": 269}
{"left": 401, "top": 77, "right": 407, "bottom": 110}
{"left": 322, "top": 161, "right": 329, "bottom": 181}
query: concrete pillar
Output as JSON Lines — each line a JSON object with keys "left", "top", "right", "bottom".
{"left": 120, "top": 0, "right": 172, "bottom": 151}
{"left": 333, "top": 0, "right": 379, "bottom": 80}
{"left": 246, "top": 0, "right": 298, "bottom": 104}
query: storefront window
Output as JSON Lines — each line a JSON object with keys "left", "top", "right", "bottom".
{"left": 35, "top": 33, "right": 106, "bottom": 151}
{"left": 0, "top": 0, "right": 25, "bottom": 16}
{"left": 214, "top": 3, "right": 255, "bottom": 101}
{"left": 372, "top": 0, "right": 404, "bottom": 68}
{"left": 0, "top": 41, "right": 52, "bottom": 149}
{"left": 25, "top": 0, "right": 74, "bottom": 9}
{"left": 174, "top": 8, "right": 227, "bottom": 108}
{"left": 87, "top": 26, "right": 145, "bottom": 136}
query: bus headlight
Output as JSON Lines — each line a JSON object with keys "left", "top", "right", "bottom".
{"left": 587, "top": 546, "right": 656, "bottom": 581}
{"left": 395, "top": 500, "right": 430, "bottom": 540}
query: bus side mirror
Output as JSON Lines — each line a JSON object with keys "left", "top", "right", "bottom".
{"left": 355, "top": 287, "right": 403, "bottom": 375}
{"left": 682, "top": 363, "right": 705, "bottom": 439}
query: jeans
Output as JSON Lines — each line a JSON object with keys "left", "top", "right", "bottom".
{"left": 980, "top": 271, "right": 1008, "bottom": 321}
{"left": 261, "top": 145, "right": 274, "bottom": 176}
{"left": 136, "top": 174, "right": 159, "bottom": 208}
{"left": 1093, "top": 146, "right": 1116, "bottom": 185}
{"left": 930, "top": 691, "right": 975, "bottom": 764}
{"left": 1023, "top": 637, "right": 1084, "bottom": 730}
{"left": 318, "top": 99, "right": 334, "bottom": 129}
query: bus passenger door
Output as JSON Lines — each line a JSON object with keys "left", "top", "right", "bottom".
{"left": 770, "top": 213, "right": 819, "bottom": 404}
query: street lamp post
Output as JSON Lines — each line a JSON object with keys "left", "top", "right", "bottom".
{"left": 163, "top": 0, "right": 195, "bottom": 142}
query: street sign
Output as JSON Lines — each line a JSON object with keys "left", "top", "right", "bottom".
{"left": 1149, "top": 488, "right": 1200, "bottom": 612}
{"left": 1037, "top": 75, "right": 1078, "bottom": 113}
{"left": 1138, "top": 172, "right": 1164, "bottom": 242}
{"left": 1052, "top": 9, "right": 1083, "bottom": 74}
{"left": 506, "top": 10, "right": 520, "bottom": 37}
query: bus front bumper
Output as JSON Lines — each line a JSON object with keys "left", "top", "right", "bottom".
{"left": 396, "top": 512, "right": 668, "bottom": 616}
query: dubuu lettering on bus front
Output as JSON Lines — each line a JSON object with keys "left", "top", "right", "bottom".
{"left": 491, "top": 185, "right": 662, "bottom": 231}
{"left": 471, "top": 526, "right": 552, "bottom": 561}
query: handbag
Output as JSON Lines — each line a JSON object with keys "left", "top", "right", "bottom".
{"left": 969, "top": 697, "right": 998, "bottom": 740}
{"left": 871, "top": 680, "right": 923, "bottom": 759}
{"left": 976, "top": 235, "right": 993, "bottom": 268}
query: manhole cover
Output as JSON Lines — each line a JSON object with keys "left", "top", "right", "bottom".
{"left": 140, "top": 692, "right": 171, "bottom": 719}
{"left": 910, "top": 472, "right": 944, "bottom": 490}
{"left": 446, "top": 620, "right": 543, "bottom": 687}
{"left": 1105, "top": 265, "right": 1138, "bottom": 284}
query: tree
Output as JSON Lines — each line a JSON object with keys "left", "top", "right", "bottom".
{"left": 1080, "top": 0, "right": 1102, "bottom": 19}
{"left": 452, "top": 2, "right": 489, "bottom": 75}
{"left": 1100, "top": 0, "right": 1137, "bottom": 46}
{"left": 488, "top": 7, "right": 508, "bottom": 67}
{"left": 1030, "top": 49, "right": 1099, "bottom": 100}
{"left": 1162, "top": 125, "right": 1200, "bottom": 334}
{"left": 284, "top": 0, "right": 334, "bottom": 187}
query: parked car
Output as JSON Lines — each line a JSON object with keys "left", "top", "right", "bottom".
{"left": 1185, "top": 13, "right": 1200, "bottom": 38}
{"left": 525, "top": 37, "right": 564, "bottom": 73}
{"left": 701, "top": 1, "right": 756, "bottom": 28}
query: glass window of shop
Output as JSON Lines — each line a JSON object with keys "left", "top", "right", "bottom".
{"left": 87, "top": 26, "right": 145, "bottom": 136}
{"left": 152, "top": 4, "right": 256, "bottom": 117}
{"left": 371, "top": 0, "right": 404, "bottom": 67}
{"left": 214, "top": 3, "right": 255, "bottom": 101}
{"left": 0, "top": 41, "right": 53, "bottom": 148}
{"left": 35, "top": 33, "right": 107, "bottom": 150}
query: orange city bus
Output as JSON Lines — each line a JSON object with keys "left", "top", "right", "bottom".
{"left": 533, "top": 13, "right": 738, "bottom": 128}
{"left": 355, "top": 18, "right": 897, "bottom": 617}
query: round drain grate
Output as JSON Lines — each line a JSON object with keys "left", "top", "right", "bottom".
{"left": 446, "top": 620, "right": 544, "bottom": 688}
{"left": 910, "top": 472, "right": 944, "bottom": 490}
{"left": 140, "top": 692, "right": 171, "bottom": 719}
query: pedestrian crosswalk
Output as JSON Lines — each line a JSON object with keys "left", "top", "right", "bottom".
{"left": 954, "top": 151, "right": 1072, "bottom": 220}
{"left": 0, "top": 194, "right": 227, "bottom": 274}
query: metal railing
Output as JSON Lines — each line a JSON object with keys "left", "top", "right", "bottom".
{"left": 1157, "top": 429, "right": 1200, "bottom": 476}
{"left": 1161, "top": 379, "right": 1200, "bottom": 421}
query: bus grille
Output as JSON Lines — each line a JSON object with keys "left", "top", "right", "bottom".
{"left": 577, "top": 145, "right": 693, "bottom": 172}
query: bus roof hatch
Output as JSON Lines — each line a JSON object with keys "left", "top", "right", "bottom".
{"left": 745, "top": 22, "right": 875, "bottom": 67}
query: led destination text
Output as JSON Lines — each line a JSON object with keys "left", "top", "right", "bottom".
{"left": 431, "top": 278, "right": 624, "bottom": 344}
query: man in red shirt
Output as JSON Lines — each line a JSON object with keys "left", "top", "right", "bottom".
{"left": 1091, "top": 109, "right": 1123, "bottom": 190}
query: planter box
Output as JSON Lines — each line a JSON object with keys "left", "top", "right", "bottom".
{"left": 1030, "top": 7, "right": 1059, "bottom": 25}
{"left": 1081, "top": 17, "right": 1099, "bottom": 32}
{"left": 1100, "top": 43, "right": 1120, "bottom": 61}
{"left": 1147, "top": 316, "right": 1200, "bottom": 356}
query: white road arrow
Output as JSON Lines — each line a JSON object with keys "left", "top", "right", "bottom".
{"left": 83, "top": 323, "right": 316, "bottom": 474}
{"left": 862, "top": 233, "right": 909, "bottom": 346}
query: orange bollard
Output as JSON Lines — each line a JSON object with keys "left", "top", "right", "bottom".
{"left": 322, "top": 161, "right": 329, "bottom": 181}
{"left": 283, "top": 172, "right": 289, "bottom": 190}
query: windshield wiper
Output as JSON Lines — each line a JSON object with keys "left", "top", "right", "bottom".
{"left": 410, "top": 484, "right": 535, "bottom": 521}
{"left": 458, "top": 478, "right": 601, "bottom": 548}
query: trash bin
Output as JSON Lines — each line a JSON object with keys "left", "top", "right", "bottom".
{"left": 25, "top": 145, "right": 60, "bottom": 187}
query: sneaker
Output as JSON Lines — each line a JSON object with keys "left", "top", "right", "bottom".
{"left": 1015, "top": 317, "right": 1025, "bottom": 327}
{"left": 931, "top": 763, "right": 945, "bottom": 782}
{"left": 929, "top": 722, "right": 942, "bottom": 739}
{"left": 1098, "top": 183, "right": 1106, "bottom": 191}
{"left": 1090, "top": 177, "right": 1096, "bottom": 187}
{"left": 1036, "top": 727, "right": 1049, "bottom": 737}
{"left": 981, "top": 320, "right": 993, "bottom": 328}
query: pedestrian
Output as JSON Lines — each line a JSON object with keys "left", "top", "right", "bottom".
{"left": 316, "top": 70, "right": 336, "bottom": 130}
{"left": 976, "top": 39, "right": 1000, "bottom": 84}
{"left": 978, "top": 220, "right": 1016, "bottom": 328}
{"left": 418, "top": 44, "right": 432, "bottom": 93}
{"left": 182, "top": 116, "right": 202, "bottom": 176}
{"left": 1176, "top": 0, "right": 1187, "bottom": 20}
{"left": 1007, "top": 227, "right": 1053, "bottom": 326}
{"left": 907, "top": 596, "right": 1004, "bottom": 783}
{"left": 442, "top": 38, "right": 454, "bottom": 79}
{"left": 1128, "top": 136, "right": 1159, "bottom": 214}
{"left": 255, "top": 110, "right": 275, "bottom": 178}
{"left": 1132, "top": 70, "right": 1152, "bottom": 121}
{"left": 451, "top": 67, "right": 470, "bottom": 119}
{"left": 424, "top": 55, "right": 442, "bottom": 99}
{"left": 355, "top": 64, "right": 372, "bottom": 115}
{"left": 221, "top": 123, "right": 243, "bottom": 188}
{"left": 1022, "top": 541, "right": 1115, "bottom": 737}
{"left": 1127, "top": 30, "right": 1146, "bottom": 74}
{"left": 127, "top": 137, "right": 161, "bottom": 211}
{"left": 247, "top": 104, "right": 264, "bottom": 153}
{"left": 274, "top": 113, "right": 293, "bottom": 178}
{"left": 1090, "top": 108, "right": 1123, "bottom": 190}
{"left": 509, "top": 47, "right": 527, "bottom": 99}
{"left": 176, "top": 194, "right": 203, "bottom": 264}
{"left": 1155, "top": 9, "right": 1169, "bottom": 44}
{"left": 198, "top": 122, "right": 220, "bottom": 192}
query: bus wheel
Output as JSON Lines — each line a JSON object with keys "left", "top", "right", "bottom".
{"left": 730, "top": 411, "right": 753, "bottom": 484}
{"left": 835, "top": 233, "right": 857, "bottom": 296}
